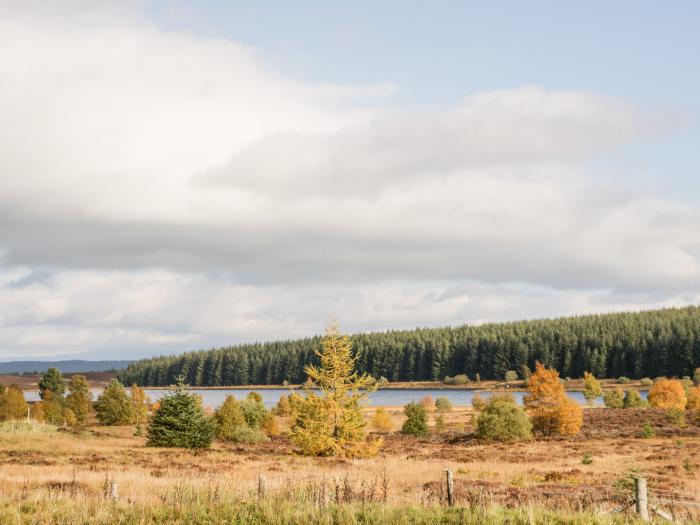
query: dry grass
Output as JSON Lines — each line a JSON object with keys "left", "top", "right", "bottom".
{"left": 0, "top": 408, "right": 699, "bottom": 523}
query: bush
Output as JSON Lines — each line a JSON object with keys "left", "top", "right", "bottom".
{"left": 434, "top": 397, "right": 453, "bottom": 412}
{"left": 504, "top": 370, "right": 518, "bottom": 382}
{"left": 640, "top": 377, "right": 653, "bottom": 387}
{"left": 94, "top": 380, "right": 132, "bottom": 425}
{"left": 147, "top": 384, "right": 215, "bottom": 449}
{"left": 640, "top": 421, "right": 655, "bottom": 438}
{"left": 623, "top": 390, "right": 645, "bottom": 408}
{"left": 693, "top": 368, "right": 700, "bottom": 386}
{"left": 556, "top": 397, "right": 583, "bottom": 436}
{"left": 419, "top": 396, "right": 434, "bottom": 412}
{"left": 0, "top": 385, "right": 27, "bottom": 421}
{"left": 241, "top": 393, "right": 269, "bottom": 429}
{"left": 475, "top": 397, "right": 532, "bottom": 442}
{"left": 401, "top": 402, "right": 428, "bottom": 437}
{"left": 648, "top": 379, "right": 687, "bottom": 410}
{"left": 471, "top": 393, "right": 486, "bottom": 411}
{"left": 667, "top": 408, "right": 686, "bottom": 427}
{"left": 371, "top": 407, "right": 393, "bottom": 432}
{"left": 603, "top": 389, "right": 625, "bottom": 408}
{"left": 442, "top": 376, "right": 454, "bottom": 385}
{"left": 434, "top": 414, "right": 446, "bottom": 433}
{"left": 275, "top": 395, "right": 291, "bottom": 416}
{"left": 215, "top": 396, "right": 246, "bottom": 440}
{"left": 227, "top": 426, "right": 268, "bottom": 443}
{"left": 453, "top": 374, "right": 469, "bottom": 385}
{"left": 618, "top": 377, "right": 631, "bottom": 384}
{"left": 686, "top": 385, "right": 700, "bottom": 411}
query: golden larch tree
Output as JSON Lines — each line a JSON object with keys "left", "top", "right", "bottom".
{"left": 524, "top": 362, "right": 582, "bottom": 436}
{"left": 290, "top": 321, "right": 382, "bottom": 457}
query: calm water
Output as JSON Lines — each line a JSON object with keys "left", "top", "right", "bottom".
{"left": 23, "top": 387, "right": 648, "bottom": 408}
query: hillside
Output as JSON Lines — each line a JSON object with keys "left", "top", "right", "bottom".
{"left": 119, "top": 306, "right": 700, "bottom": 387}
{"left": 0, "top": 360, "right": 132, "bottom": 375}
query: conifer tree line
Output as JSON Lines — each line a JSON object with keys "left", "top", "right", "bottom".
{"left": 118, "top": 306, "right": 700, "bottom": 387}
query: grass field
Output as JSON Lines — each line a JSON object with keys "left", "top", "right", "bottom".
{"left": 1, "top": 406, "right": 699, "bottom": 524}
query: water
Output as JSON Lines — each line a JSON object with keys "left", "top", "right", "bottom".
{"left": 23, "top": 387, "right": 648, "bottom": 409}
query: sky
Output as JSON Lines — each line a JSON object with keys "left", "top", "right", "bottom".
{"left": 1, "top": 1, "right": 699, "bottom": 361}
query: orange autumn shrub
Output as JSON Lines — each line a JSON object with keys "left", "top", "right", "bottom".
{"left": 556, "top": 397, "right": 583, "bottom": 436}
{"left": 648, "top": 379, "right": 687, "bottom": 410}
{"left": 686, "top": 385, "right": 700, "bottom": 411}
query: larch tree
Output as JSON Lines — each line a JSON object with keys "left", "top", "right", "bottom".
{"left": 524, "top": 362, "right": 582, "bottom": 436}
{"left": 582, "top": 371, "right": 603, "bottom": 406}
{"left": 648, "top": 379, "right": 687, "bottom": 410}
{"left": 65, "top": 375, "right": 91, "bottom": 424}
{"left": 290, "top": 321, "right": 382, "bottom": 457}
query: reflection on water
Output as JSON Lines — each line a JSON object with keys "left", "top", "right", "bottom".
{"left": 23, "top": 387, "right": 648, "bottom": 409}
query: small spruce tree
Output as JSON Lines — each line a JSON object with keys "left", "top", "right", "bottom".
{"left": 38, "top": 368, "right": 65, "bottom": 400}
{"left": 401, "top": 402, "right": 428, "bottom": 437}
{"left": 147, "top": 381, "right": 215, "bottom": 449}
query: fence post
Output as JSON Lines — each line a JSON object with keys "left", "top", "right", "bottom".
{"left": 108, "top": 481, "right": 119, "bottom": 501}
{"left": 635, "top": 477, "right": 649, "bottom": 522}
{"left": 445, "top": 469, "right": 454, "bottom": 507}
{"left": 258, "top": 475, "right": 267, "bottom": 500}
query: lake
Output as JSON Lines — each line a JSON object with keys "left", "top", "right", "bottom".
{"left": 23, "top": 387, "right": 648, "bottom": 408}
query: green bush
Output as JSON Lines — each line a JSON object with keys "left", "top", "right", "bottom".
{"left": 623, "top": 390, "right": 645, "bottom": 408}
{"left": 227, "top": 426, "right": 269, "bottom": 443}
{"left": 667, "top": 408, "right": 686, "bottom": 427}
{"left": 640, "top": 377, "right": 653, "bottom": 387}
{"left": 504, "top": 370, "right": 518, "bottom": 382}
{"left": 640, "top": 421, "right": 655, "bottom": 438}
{"left": 94, "top": 380, "right": 132, "bottom": 425}
{"left": 215, "top": 393, "right": 271, "bottom": 443}
{"left": 401, "top": 402, "right": 428, "bottom": 437}
{"left": 147, "top": 384, "right": 215, "bottom": 449}
{"left": 475, "top": 396, "right": 532, "bottom": 442}
{"left": 434, "top": 397, "right": 453, "bottom": 412}
{"left": 693, "top": 367, "right": 700, "bottom": 386}
{"left": 603, "top": 389, "right": 624, "bottom": 408}
{"left": 442, "top": 376, "right": 455, "bottom": 385}
{"left": 453, "top": 374, "right": 469, "bottom": 385}
{"left": 38, "top": 368, "right": 65, "bottom": 400}
{"left": 618, "top": 377, "right": 631, "bottom": 384}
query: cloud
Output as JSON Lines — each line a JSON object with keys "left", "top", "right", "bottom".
{"left": 0, "top": 3, "right": 697, "bottom": 359}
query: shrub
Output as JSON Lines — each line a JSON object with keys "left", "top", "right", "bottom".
{"left": 504, "top": 370, "right": 518, "bottom": 382}
{"left": 371, "top": 407, "right": 393, "bottom": 432}
{"left": 401, "top": 402, "right": 428, "bottom": 437}
{"left": 241, "top": 393, "right": 269, "bottom": 429}
{"left": 453, "top": 374, "right": 469, "bottom": 385}
{"left": 434, "top": 397, "right": 453, "bottom": 412}
{"left": 475, "top": 396, "right": 532, "bottom": 442}
{"left": 667, "top": 408, "right": 686, "bottom": 427}
{"left": 640, "top": 421, "right": 655, "bottom": 438}
{"left": 686, "top": 385, "right": 700, "bottom": 411}
{"left": 275, "top": 395, "right": 291, "bottom": 416}
{"left": 623, "top": 390, "right": 645, "bottom": 408}
{"left": 65, "top": 375, "right": 91, "bottom": 424}
{"left": 37, "top": 391, "right": 67, "bottom": 426}
{"left": 38, "top": 368, "right": 65, "bottom": 400}
{"left": 640, "top": 378, "right": 653, "bottom": 387}
{"left": 130, "top": 384, "right": 149, "bottom": 428}
{"left": 583, "top": 372, "right": 603, "bottom": 405}
{"left": 215, "top": 395, "right": 246, "bottom": 440}
{"left": 471, "top": 393, "right": 486, "bottom": 411}
{"left": 680, "top": 377, "right": 694, "bottom": 389}
{"left": 693, "top": 368, "right": 700, "bottom": 386}
{"left": 434, "top": 414, "right": 446, "bottom": 433}
{"left": 524, "top": 362, "right": 582, "bottom": 436}
{"left": 0, "top": 385, "right": 28, "bottom": 421}
{"left": 94, "top": 380, "right": 132, "bottom": 425}
{"left": 618, "top": 377, "right": 631, "bottom": 384}
{"left": 603, "top": 389, "right": 625, "bottom": 408}
{"left": 227, "top": 426, "right": 268, "bottom": 443}
{"left": 442, "top": 376, "right": 455, "bottom": 385}
{"left": 582, "top": 454, "right": 593, "bottom": 465}
{"left": 147, "top": 383, "right": 215, "bottom": 449}
{"left": 521, "top": 365, "right": 532, "bottom": 382}
{"left": 648, "top": 379, "right": 687, "bottom": 410}
{"left": 419, "top": 396, "right": 434, "bottom": 412}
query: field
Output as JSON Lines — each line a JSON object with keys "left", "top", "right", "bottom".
{"left": 1, "top": 406, "right": 699, "bottom": 524}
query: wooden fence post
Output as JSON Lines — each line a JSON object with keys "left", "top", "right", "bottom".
{"left": 445, "top": 469, "right": 454, "bottom": 507}
{"left": 258, "top": 475, "right": 267, "bottom": 500}
{"left": 635, "top": 477, "right": 649, "bottom": 522}
{"left": 108, "top": 481, "right": 119, "bottom": 501}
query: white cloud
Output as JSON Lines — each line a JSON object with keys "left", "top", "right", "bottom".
{"left": 0, "top": 3, "right": 697, "bottom": 359}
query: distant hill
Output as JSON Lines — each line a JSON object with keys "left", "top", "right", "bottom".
{"left": 0, "top": 360, "right": 132, "bottom": 374}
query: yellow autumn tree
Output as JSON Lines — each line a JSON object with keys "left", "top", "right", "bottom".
{"left": 290, "top": 321, "right": 382, "bottom": 457}
{"left": 648, "top": 379, "right": 687, "bottom": 410}
{"left": 687, "top": 385, "right": 700, "bottom": 411}
{"left": 524, "top": 362, "right": 582, "bottom": 436}
{"left": 582, "top": 372, "right": 603, "bottom": 406}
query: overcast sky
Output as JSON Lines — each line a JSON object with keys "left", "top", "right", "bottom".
{"left": 1, "top": 1, "right": 699, "bottom": 361}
